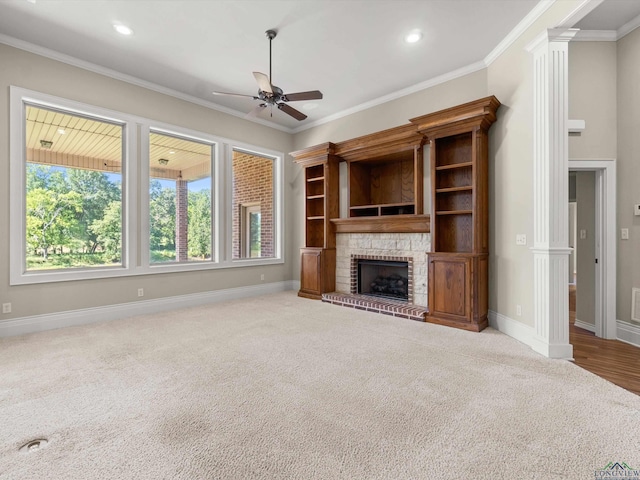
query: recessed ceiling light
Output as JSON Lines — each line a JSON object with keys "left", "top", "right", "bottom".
{"left": 113, "top": 24, "right": 133, "bottom": 36}
{"left": 404, "top": 30, "right": 423, "bottom": 44}
{"left": 58, "top": 129, "right": 65, "bottom": 134}
{"left": 169, "top": 151, "right": 175, "bottom": 154}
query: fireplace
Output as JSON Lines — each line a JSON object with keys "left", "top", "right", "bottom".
{"left": 357, "top": 259, "right": 409, "bottom": 301}
{"left": 322, "top": 236, "right": 427, "bottom": 321}
{"left": 350, "top": 254, "right": 414, "bottom": 304}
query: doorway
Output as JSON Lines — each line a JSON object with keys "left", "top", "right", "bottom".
{"left": 568, "top": 159, "right": 616, "bottom": 339}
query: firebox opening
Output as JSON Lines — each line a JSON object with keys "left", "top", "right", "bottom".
{"left": 358, "top": 260, "right": 409, "bottom": 301}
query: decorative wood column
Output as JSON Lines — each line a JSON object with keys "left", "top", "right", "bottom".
{"left": 527, "top": 28, "right": 578, "bottom": 358}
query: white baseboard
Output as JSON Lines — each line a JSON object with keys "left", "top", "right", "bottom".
{"left": 0, "top": 281, "right": 297, "bottom": 338}
{"left": 488, "top": 310, "right": 573, "bottom": 359}
{"left": 616, "top": 320, "right": 640, "bottom": 348}
{"left": 574, "top": 318, "right": 596, "bottom": 333}
{"left": 488, "top": 310, "right": 537, "bottom": 349}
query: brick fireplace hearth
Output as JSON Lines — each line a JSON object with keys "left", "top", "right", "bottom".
{"left": 321, "top": 232, "right": 430, "bottom": 321}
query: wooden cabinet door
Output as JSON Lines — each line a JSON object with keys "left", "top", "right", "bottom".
{"left": 299, "top": 247, "right": 336, "bottom": 300}
{"left": 300, "top": 248, "right": 322, "bottom": 296}
{"left": 428, "top": 254, "right": 472, "bottom": 323}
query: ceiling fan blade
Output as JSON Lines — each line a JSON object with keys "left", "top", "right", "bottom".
{"left": 252, "top": 72, "right": 273, "bottom": 94}
{"left": 277, "top": 103, "right": 307, "bottom": 121}
{"left": 212, "top": 91, "right": 259, "bottom": 99}
{"left": 246, "top": 103, "right": 267, "bottom": 118}
{"left": 282, "top": 90, "right": 323, "bottom": 102}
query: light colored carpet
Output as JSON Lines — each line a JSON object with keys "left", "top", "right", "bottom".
{"left": 0, "top": 291, "right": 639, "bottom": 479}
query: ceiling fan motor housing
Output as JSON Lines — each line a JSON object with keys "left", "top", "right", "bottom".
{"left": 259, "top": 85, "right": 284, "bottom": 104}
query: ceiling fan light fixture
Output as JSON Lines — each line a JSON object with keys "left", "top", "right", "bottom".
{"left": 404, "top": 30, "right": 423, "bottom": 44}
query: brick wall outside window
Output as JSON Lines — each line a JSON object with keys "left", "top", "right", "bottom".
{"left": 232, "top": 151, "right": 274, "bottom": 259}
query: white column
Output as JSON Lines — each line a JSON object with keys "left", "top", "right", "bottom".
{"left": 526, "top": 29, "right": 578, "bottom": 359}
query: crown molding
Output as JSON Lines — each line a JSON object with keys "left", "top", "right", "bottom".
{"left": 291, "top": 60, "right": 487, "bottom": 134}
{"left": 0, "top": 33, "right": 294, "bottom": 134}
{"left": 617, "top": 12, "right": 640, "bottom": 40}
{"left": 572, "top": 30, "right": 617, "bottom": 41}
{"left": 484, "top": 0, "right": 556, "bottom": 65}
{"left": 557, "top": 0, "right": 605, "bottom": 28}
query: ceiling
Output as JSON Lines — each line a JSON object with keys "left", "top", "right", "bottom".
{"left": 1, "top": 0, "right": 639, "bottom": 133}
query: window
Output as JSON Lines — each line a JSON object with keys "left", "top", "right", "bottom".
{"left": 148, "top": 131, "right": 214, "bottom": 264}
{"left": 10, "top": 87, "right": 283, "bottom": 285}
{"left": 24, "top": 105, "right": 124, "bottom": 271}
{"left": 241, "top": 203, "right": 261, "bottom": 258}
{"left": 232, "top": 149, "right": 275, "bottom": 260}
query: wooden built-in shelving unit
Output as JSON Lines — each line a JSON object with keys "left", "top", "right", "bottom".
{"left": 292, "top": 96, "right": 500, "bottom": 333}
{"left": 290, "top": 143, "right": 339, "bottom": 299}
{"left": 410, "top": 96, "right": 500, "bottom": 331}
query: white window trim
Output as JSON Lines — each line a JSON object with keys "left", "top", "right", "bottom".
{"left": 10, "top": 86, "right": 138, "bottom": 285}
{"left": 10, "top": 86, "right": 284, "bottom": 285}
{"left": 141, "top": 123, "right": 221, "bottom": 272}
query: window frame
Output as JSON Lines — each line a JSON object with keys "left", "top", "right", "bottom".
{"left": 141, "top": 124, "right": 220, "bottom": 273}
{"left": 10, "top": 87, "right": 138, "bottom": 285}
{"left": 241, "top": 203, "right": 262, "bottom": 258}
{"left": 229, "top": 144, "right": 283, "bottom": 266}
{"left": 10, "top": 87, "right": 285, "bottom": 286}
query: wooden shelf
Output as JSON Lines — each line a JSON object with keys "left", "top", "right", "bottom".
{"left": 435, "top": 161, "right": 473, "bottom": 171}
{"left": 436, "top": 210, "right": 473, "bottom": 215}
{"left": 307, "top": 194, "right": 325, "bottom": 200}
{"left": 307, "top": 216, "right": 325, "bottom": 221}
{"left": 307, "top": 176, "right": 324, "bottom": 182}
{"left": 436, "top": 186, "right": 473, "bottom": 193}
{"left": 332, "top": 214, "right": 430, "bottom": 234}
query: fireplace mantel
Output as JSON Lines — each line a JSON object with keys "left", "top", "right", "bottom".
{"left": 331, "top": 214, "right": 430, "bottom": 234}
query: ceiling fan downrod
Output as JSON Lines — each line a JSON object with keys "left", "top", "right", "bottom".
{"left": 265, "top": 29, "right": 276, "bottom": 87}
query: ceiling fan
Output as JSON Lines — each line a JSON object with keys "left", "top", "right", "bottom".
{"left": 212, "top": 29, "right": 323, "bottom": 121}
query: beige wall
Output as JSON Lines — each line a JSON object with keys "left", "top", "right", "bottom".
{"left": 617, "top": 26, "right": 640, "bottom": 326}
{"left": 575, "top": 171, "right": 596, "bottom": 326}
{"left": 0, "top": 44, "right": 294, "bottom": 319}
{"left": 568, "top": 42, "right": 617, "bottom": 160}
{"left": 486, "top": 0, "right": 584, "bottom": 326}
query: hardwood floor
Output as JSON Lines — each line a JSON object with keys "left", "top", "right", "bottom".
{"left": 569, "top": 285, "right": 640, "bottom": 396}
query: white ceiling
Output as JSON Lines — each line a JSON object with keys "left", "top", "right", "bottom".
{"left": 0, "top": 0, "right": 638, "bottom": 133}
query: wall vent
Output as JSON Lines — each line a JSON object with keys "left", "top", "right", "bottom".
{"left": 632, "top": 288, "right": 640, "bottom": 322}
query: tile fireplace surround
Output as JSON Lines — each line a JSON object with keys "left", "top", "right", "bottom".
{"left": 322, "top": 232, "right": 430, "bottom": 321}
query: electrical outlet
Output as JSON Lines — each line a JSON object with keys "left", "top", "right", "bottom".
{"left": 137, "top": 288, "right": 144, "bottom": 297}
{"left": 260, "top": 274, "right": 265, "bottom": 281}
{"left": 2, "top": 303, "right": 11, "bottom": 314}
{"left": 516, "top": 304, "right": 522, "bottom": 316}
{"left": 621, "top": 228, "right": 629, "bottom": 240}
{"left": 634, "top": 204, "right": 640, "bottom": 216}
{"left": 515, "top": 234, "right": 526, "bottom": 246}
